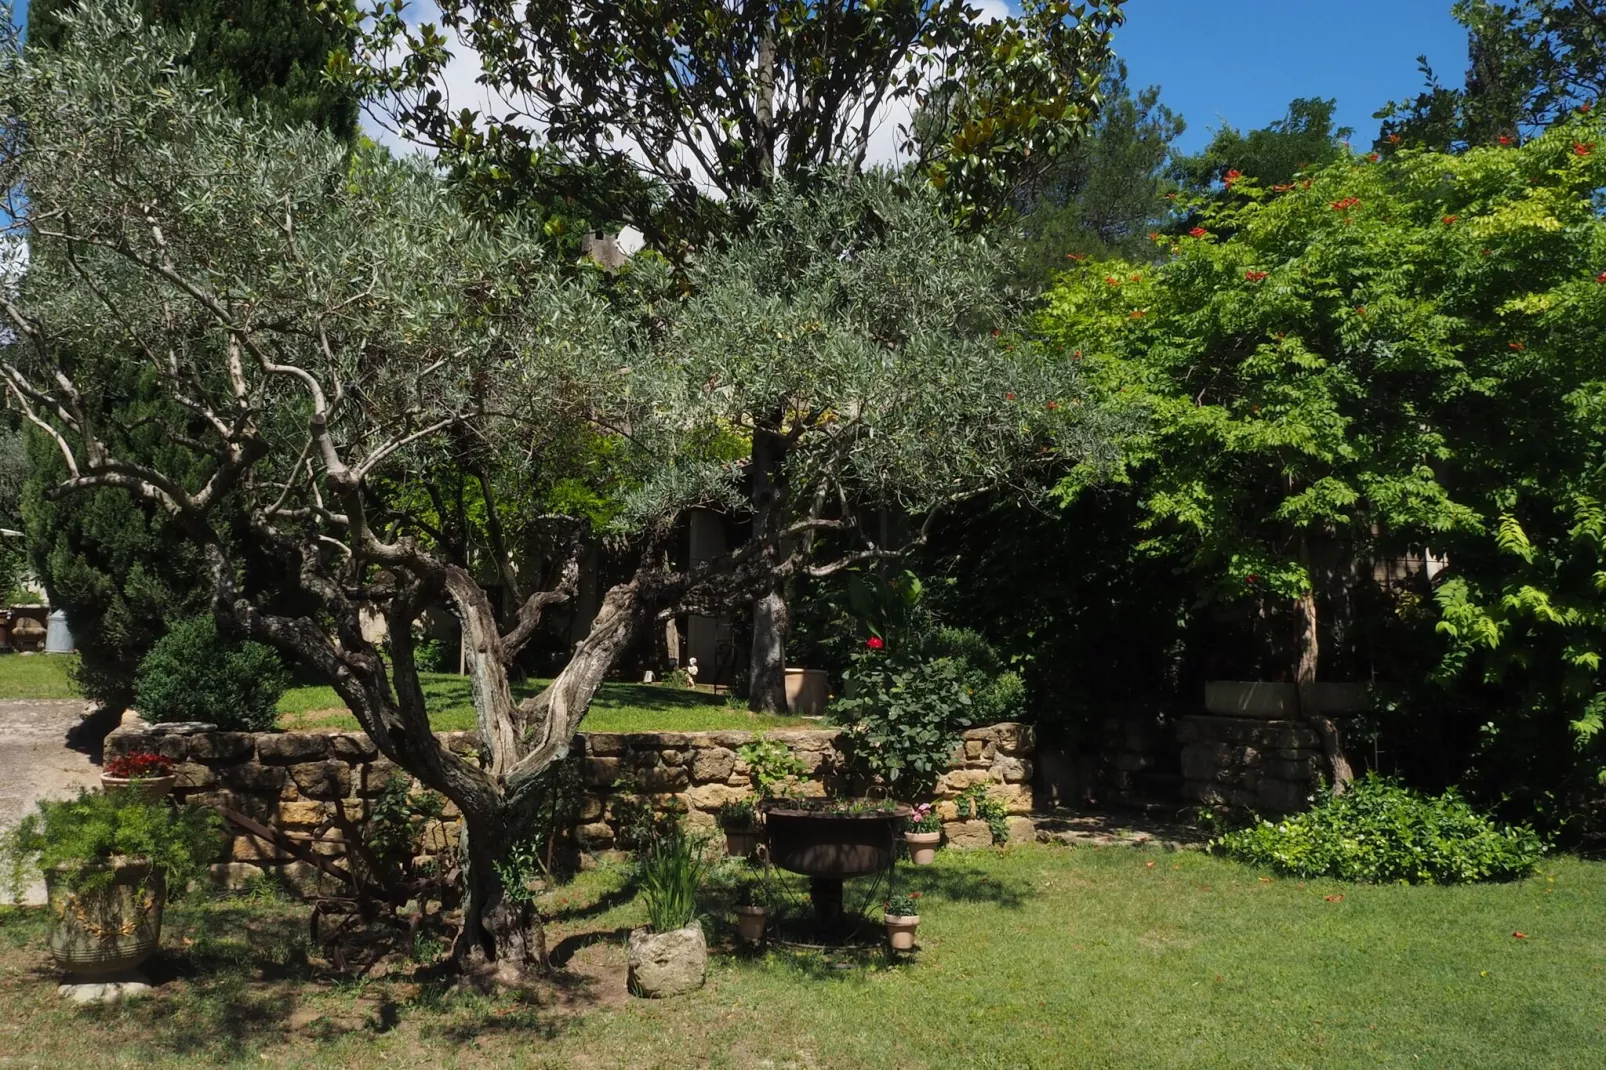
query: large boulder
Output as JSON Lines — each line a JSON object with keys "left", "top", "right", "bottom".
{"left": 627, "top": 922, "right": 707, "bottom": 998}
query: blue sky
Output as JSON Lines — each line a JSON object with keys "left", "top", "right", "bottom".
{"left": 1115, "top": 1, "right": 1469, "bottom": 152}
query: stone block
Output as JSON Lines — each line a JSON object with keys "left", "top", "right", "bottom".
{"left": 964, "top": 739, "right": 984, "bottom": 760}
{"left": 576, "top": 822, "right": 616, "bottom": 849}
{"left": 1263, "top": 757, "right": 1321, "bottom": 782}
{"left": 1006, "top": 816, "right": 1037, "bottom": 844}
{"left": 270, "top": 862, "right": 346, "bottom": 896}
{"left": 627, "top": 922, "right": 707, "bottom": 998}
{"left": 577, "top": 796, "right": 604, "bottom": 821}
{"left": 936, "top": 800, "right": 959, "bottom": 822}
{"left": 230, "top": 834, "right": 287, "bottom": 863}
{"left": 442, "top": 732, "right": 478, "bottom": 756}
{"left": 943, "top": 820, "right": 995, "bottom": 850}
{"left": 219, "top": 763, "right": 287, "bottom": 795}
{"left": 188, "top": 732, "right": 255, "bottom": 762}
{"left": 1181, "top": 780, "right": 1229, "bottom": 806}
{"left": 276, "top": 800, "right": 329, "bottom": 829}
{"left": 994, "top": 723, "right": 1034, "bottom": 753}
{"left": 938, "top": 768, "right": 994, "bottom": 793}
{"left": 1257, "top": 779, "right": 1313, "bottom": 814}
{"left": 583, "top": 757, "right": 622, "bottom": 787}
{"left": 171, "top": 762, "right": 218, "bottom": 790}
{"left": 659, "top": 749, "right": 687, "bottom": 767}
{"left": 684, "top": 782, "right": 750, "bottom": 811}
{"left": 1179, "top": 742, "right": 1234, "bottom": 783}
{"left": 586, "top": 733, "right": 626, "bottom": 756}
{"left": 151, "top": 735, "right": 190, "bottom": 762}
{"left": 638, "top": 766, "right": 689, "bottom": 792}
{"left": 625, "top": 732, "right": 691, "bottom": 749}
{"left": 190, "top": 789, "right": 277, "bottom": 822}
{"left": 208, "top": 862, "right": 266, "bottom": 889}
{"left": 991, "top": 783, "right": 1034, "bottom": 814}
{"left": 993, "top": 757, "right": 1032, "bottom": 783}
{"left": 289, "top": 761, "right": 353, "bottom": 800}
{"left": 690, "top": 747, "right": 736, "bottom": 783}
{"left": 357, "top": 760, "right": 403, "bottom": 797}
{"left": 256, "top": 733, "right": 331, "bottom": 764}
{"left": 706, "top": 731, "right": 757, "bottom": 750}
{"left": 330, "top": 734, "right": 378, "bottom": 762}
{"left": 419, "top": 820, "right": 454, "bottom": 853}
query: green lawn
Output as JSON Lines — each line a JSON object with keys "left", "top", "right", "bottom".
{"left": 0, "top": 653, "right": 799, "bottom": 733}
{"left": 0, "top": 652, "right": 80, "bottom": 699}
{"left": 1, "top": 845, "right": 1602, "bottom": 1067}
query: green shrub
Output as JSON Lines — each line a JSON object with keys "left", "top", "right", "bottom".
{"left": 3, "top": 788, "right": 222, "bottom": 900}
{"left": 832, "top": 643, "right": 974, "bottom": 794}
{"left": 1211, "top": 775, "right": 1545, "bottom": 884}
{"left": 737, "top": 736, "right": 807, "bottom": 799}
{"left": 133, "top": 614, "right": 289, "bottom": 731}
{"left": 637, "top": 820, "right": 709, "bottom": 932}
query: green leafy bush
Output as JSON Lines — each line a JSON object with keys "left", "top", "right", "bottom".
{"left": 637, "top": 820, "right": 709, "bottom": 932}
{"left": 833, "top": 643, "right": 974, "bottom": 794}
{"left": 955, "top": 784, "right": 1010, "bottom": 844}
{"left": 1211, "top": 775, "right": 1545, "bottom": 884}
{"left": 134, "top": 614, "right": 289, "bottom": 731}
{"left": 3, "top": 788, "right": 222, "bottom": 899}
{"left": 737, "top": 736, "right": 807, "bottom": 799}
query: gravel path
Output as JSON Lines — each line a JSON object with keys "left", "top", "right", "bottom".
{"left": 0, "top": 699, "right": 102, "bottom": 904}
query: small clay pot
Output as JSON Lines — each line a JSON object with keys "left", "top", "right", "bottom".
{"left": 884, "top": 913, "right": 920, "bottom": 952}
{"left": 735, "top": 904, "right": 767, "bottom": 945}
{"left": 904, "top": 830, "right": 940, "bottom": 866}
{"left": 100, "top": 774, "right": 177, "bottom": 800}
{"left": 724, "top": 827, "right": 761, "bottom": 858}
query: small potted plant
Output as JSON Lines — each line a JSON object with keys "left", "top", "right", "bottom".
{"left": 733, "top": 868, "right": 767, "bottom": 946}
{"left": 101, "top": 751, "right": 178, "bottom": 798}
{"left": 883, "top": 890, "right": 922, "bottom": 952}
{"left": 716, "top": 798, "right": 762, "bottom": 858}
{"left": 2, "top": 789, "right": 221, "bottom": 981}
{"left": 903, "top": 802, "right": 941, "bottom": 865}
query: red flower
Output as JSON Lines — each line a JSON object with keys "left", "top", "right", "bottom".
{"left": 1355, "top": 306, "right": 1367, "bottom": 316}
{"left": 1147, "top": 231, "right": 1160, "bottom": 241}
{"left": 1367, "top": 152, "right": 1380, "bottom": 162}
{"left": 865, "top": 636, "right": 884, "bottom": 650}
{"left": 1244, "top": 270, "right": 1268, "bottom": 282}
{"left": 1072, "top": 350, "right": 1082, "bottom": 360}
{"left": 1513, "top": 931, "right": 1528, "bottom": 939}
{"left": 1166, "top": 192, "right": 1177, "bottom": 200}
{"left": 1442, "top": 215, "right": 1458, "bottom": 225}
{"left": 1596, "top": 271, "right": 1606, "bottom": 283}
{"left": 910, "top": 891, "right": 922, "bottom": 899}
{"left": 1271, "top": 183, "right": 1294, "bottom": 193}
{"left": 1576, "top": 141, "right": 1594, "bottom": 157}
{"left": 1386, "top": 133, "right": 1402, "bottom": 145}
{"left": 104, "top": 751, "right": 174, "bottom": 780}
{"left": 1129, "top": 273, "right": 1142, "bottom": 282}
{"left": 1046, "top": 401, "right": 1060, "bottom": 410}
{"left": 1246, "top": 574, "right": 1260, "bottom": 585}
{"left": 1509, "top": 342, "right": 1525, "bottom": 350}
{"left": 1065, "top": 252, "right": 1088, "bottom": 261}
{"left": 1128, "top": 309, "right": 1146, "bottom": 319}
{"left": 1189, "top": 226, "right": 1208, "bottom": 239}
{"left": 1499, "top": 135, "right": 1514, "bottom": 146}
{"left": 1331, "top": 196, "right": 1361, "bottom": 212}
{"left": 1005, "top": 392, "right": 1016, "bottom": 400}
{"left": 1582, "top": 102, "right": 1593, "bottom": 113}
{"left": 1106, "top": 276, "right": 1121, "bottom": 286}
{"left": 1224, "top": 168, "right": 1243, "bottom": 188}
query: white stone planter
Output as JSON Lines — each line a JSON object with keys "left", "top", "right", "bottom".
{"left": 1204, "top": 681, "right": 1370, "bottom": 719}
{"left": 627, "top": 921, "right": 707, "bottom": 998}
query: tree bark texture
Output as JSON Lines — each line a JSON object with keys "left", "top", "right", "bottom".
{"left": 1294, "top": 545, "right": 1354, "bottom": 793}
{"left": 747, "top": 424, "right": 790, "bottom": 713}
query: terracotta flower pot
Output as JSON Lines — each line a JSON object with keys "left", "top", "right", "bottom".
{"left": 100, "top": 774, "right": 177, "bottom": 800}
{"left": 884, "top": 913, "right": 920, "bottom": 952}
{"left": 904, "top": 830, "right": 940, "bottom": 865}
{"left": 735, "top": 904, "right": 767, "bottom": 945}
{"left": 45, "top": 859, "right": 165, "bottom": 977}
{"left": 724, "top": 827, "right": 761, "bottom": 858}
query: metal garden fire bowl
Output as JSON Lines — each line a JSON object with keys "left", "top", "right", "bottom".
{"left": 762, "top": 802, "right": 911, "bottom": 927}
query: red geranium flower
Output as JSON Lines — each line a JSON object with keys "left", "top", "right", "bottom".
{"left": 1244, "top": 270, "right": 1268, "bottom": 282}
{"left": 865, "top": 636, "right": 884, "bottom": 650}
{"left": 1189, "top": 226, "right": 1208, "bottom": 239}
{"left": 104, "top": 751, "right": 174, "bottom": 780}
{"left": 1499, "top": 135, "right": 1514, "bottom": 146}
{"left": 1223, "top": 168, "right": 1243, "bottom": 188}
{"left": 1331, "top": 196, "right": 1361, "bottom": 212}
{"left": 1576, "top": 141, "right": 1594, "bottom": 156}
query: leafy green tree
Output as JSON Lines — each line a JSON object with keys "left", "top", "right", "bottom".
{"left": 1172, "top": 97, "right": 1351, "bottom": 195}
{"left": 27, "top": 0, "right": 358, "bottom": 137}
{"left": 21, "top": 0, "right": 358, "bottom": 708}
{"left": 1377, "top": 1, "right": 1606, "bottom": 151}
{"left": 1, "top": 6, "right": 1113, "bottom": 981}
{"left": 1040, "top": 122, "right": 1606, "bottom": 804}
{"left": 350, "top": 0, "right": 1129, "bottom": 709}
{"left": 1011, "top": 62, "right": 1185, "bottom": 286}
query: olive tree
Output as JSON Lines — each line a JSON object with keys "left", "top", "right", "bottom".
{"left": 1, "top": 6, "right": 1112, "bottom": 985}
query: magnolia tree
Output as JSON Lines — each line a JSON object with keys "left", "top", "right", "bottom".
{"left": 1, "top": 7, "right": 1111, "bottom": 984}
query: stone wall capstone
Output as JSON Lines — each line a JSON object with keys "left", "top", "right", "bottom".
{"left": 106, "top": 722, "right": 1036, "bottom": 888}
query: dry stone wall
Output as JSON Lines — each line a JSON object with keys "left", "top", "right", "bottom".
{"left": 1177, "top": 715, "right": 1325, "bottom": 814}
{"left": 106, "top": 722, "right": 1036, "bottom": 888}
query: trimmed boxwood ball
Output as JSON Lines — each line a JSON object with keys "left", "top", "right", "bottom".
{"left": 133, "top": 615, "right": 289, "bottom": 731}
{"left": 1210, "top": 774, "right": 1545, "bottom": 884}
